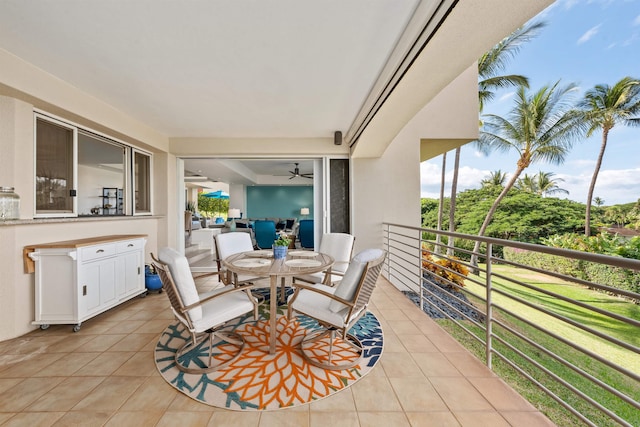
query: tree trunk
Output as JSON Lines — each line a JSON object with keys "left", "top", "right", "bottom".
{"left": 470, "top": 165, "right": 525, "bottom": 270}
{"left": 447, "top": 147, "right": 461, "bottom": 256}
{"left": 435, "top": 152, "right": 447, "bottom": 255}
{"left": 585, "top": 128, "right": 609, "bottom": 236}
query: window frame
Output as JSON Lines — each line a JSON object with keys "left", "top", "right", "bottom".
{"left": 33, "top": 110, "right": 153, "bottom": 218}
{"left": 34, "top": 113, "right": 78, "bottom": 218}
{"left": 132, "top": 148, "right": 153, "bottom": 216}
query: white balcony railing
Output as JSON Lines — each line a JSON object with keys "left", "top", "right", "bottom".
{"left": 383, "top": 223, "right": 640, "bottom": 427}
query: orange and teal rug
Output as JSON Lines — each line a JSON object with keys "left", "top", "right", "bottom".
{"left": 154, "top": 288, "right": 384, "bottom": 410}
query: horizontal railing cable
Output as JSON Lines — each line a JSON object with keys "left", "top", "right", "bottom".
{"left": 382, "top": 222, "right": 640, "bottom": 426}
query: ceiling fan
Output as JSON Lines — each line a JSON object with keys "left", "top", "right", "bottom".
{"left": 289, "top": 163, "right": 313, "bottom": 179}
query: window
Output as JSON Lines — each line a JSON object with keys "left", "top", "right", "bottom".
{"left": 35, "top": 113, "right": 152, "bottom": 217}
{"left": 133, "top": 149, "right": 151, "bottom": 215}
{"left": 35, "top": 116, "right": 76, "bottom": 216}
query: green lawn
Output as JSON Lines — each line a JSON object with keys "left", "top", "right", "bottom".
{"left": 433, "top": 263, "right": 639, "bottom": 427}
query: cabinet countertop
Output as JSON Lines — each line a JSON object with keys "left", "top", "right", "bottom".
{"left": 24, "top": 234, "right": 148, "bottom": 250}
{"left": 23, "top": 234, "right": 147, "bottom": 273}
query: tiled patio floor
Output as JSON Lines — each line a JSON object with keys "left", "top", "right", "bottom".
{"left": 0, "top": 275, "right": 555, "bottom": 426}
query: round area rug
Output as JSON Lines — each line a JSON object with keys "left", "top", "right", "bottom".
{"left": 154, "top": 288, "right": 384, "bottom": 410}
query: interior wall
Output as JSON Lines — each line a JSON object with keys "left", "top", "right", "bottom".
{"left": 247, "top": 186, "right": 313, "bottom": 220}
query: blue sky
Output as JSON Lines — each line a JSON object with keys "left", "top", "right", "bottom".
{"left": 421, "top": 0, "right": 640, "bottom": 205}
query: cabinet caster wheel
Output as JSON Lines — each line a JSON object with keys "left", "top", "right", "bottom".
{"left": 73, "top": 324, "right": 81, "bottom": 332}
{"left": 40, "top": 324, "right": 50, "bottom": 330}
{"left": 140, "top": 291, "right": 147, "bottom": 298}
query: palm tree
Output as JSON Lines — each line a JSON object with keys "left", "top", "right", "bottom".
{"left": 480, "top": 170, "right": 508, "bottom": 189}
{"left": 516, "top": 171, "right": 569, "bottom": 196}
{"left": 579, "top": 76, "right": 640, "bottom": 236}
{"left": 478, "top": 21, "right": 546, "bottom": 111}
{"left": 469, "top": 82, "right": 585, "bottom": 269}
{"left": 446, "top": 21, "right": 546, "bottom": 238}
{"left": 593, "top": 196, "right": 605, "bottom": 207}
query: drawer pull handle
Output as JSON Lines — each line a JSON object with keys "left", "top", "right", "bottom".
{"left": 128, "top": 244, "right": 134, "bottom": 247}
{"left": 96, "top": 249, "right": 104, "bottom": 253}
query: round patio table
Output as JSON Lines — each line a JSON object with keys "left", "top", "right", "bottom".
{"left": 222, "top": 250, "right": 334, "bottom": 354}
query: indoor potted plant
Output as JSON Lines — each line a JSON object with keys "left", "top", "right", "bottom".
{"left": 273, "top": 236, "right": 291, "bottom": 259}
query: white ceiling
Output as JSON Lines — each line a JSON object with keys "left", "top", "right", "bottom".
{"left": 0, "top": 0, "right": 420, "bottom": 139}
{"left": 0, "top": 1, "right": 549, "bottom": 185}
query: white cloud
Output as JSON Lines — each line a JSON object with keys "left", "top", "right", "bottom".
{"left": 634, "top": 15, "right": 640, "bottom": 26}
{"left": 498, "top": 91, "right": 515, "bottom": 103}
{"left": 421, "top": 161, "right": 640, "bottom": 205}
{"left": 577, "top": 24, "right": 601, "bottom": 44}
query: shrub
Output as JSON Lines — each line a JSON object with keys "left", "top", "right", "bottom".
{"left": 421, "top": 243, "right": 469, "bottom": 288}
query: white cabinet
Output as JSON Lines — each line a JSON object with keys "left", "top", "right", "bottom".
{"left": 27, "top": 235, "right": 147, "bottom": 332}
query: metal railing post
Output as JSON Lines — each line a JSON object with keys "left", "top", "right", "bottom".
{"left": 485, "top": 242, "right": 493, "bottom": 369}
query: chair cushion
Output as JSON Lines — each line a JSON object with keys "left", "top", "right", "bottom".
{"left": 191, "top": 286, "right": 256, "bottom": 332}
{"left": 158, "top": 247, "right": 202, "bottom": 321}
{"left": 328, "top": 248, "right": 384, "bottom": 313}
{"left": 289, "top": 284, "right": 353, "bottom": 327}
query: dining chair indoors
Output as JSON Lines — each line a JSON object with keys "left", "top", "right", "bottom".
{"left": 152, "top": 247, "right": 259, "bottom": 374}
{"left": 254, "top": 220, "right": 278, "bottom": 249}
{"left": 294, "top": 232, "right": 355, "bottom": 285}
{"left": 287, "top": 248, "right": 386, "bottom": 370}
{"left": 215, "top": 232, "right": 265, "bottom": 286}
{"left": 298, "top": 219, "right": 314, "bottom": 249}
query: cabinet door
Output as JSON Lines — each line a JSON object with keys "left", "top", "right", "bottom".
{"left": 80, "top": 257, "right": 117, "bottom": 317}
{"left": 123, "top": 250, "right": 143, "bottom": 296}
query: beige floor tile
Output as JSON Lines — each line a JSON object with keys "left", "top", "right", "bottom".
{"left": 429, "top": 377, "right": 494, "bottom": 412}
{"left": 500, "top": 411, "right": 556, "bottom": 427}
{"left": 32, "top": 352, "right": 100, "bottom": 377}
{"left": 166, "top": 393, "right": 216, "bottom": 412}
{"left": 412, "top": 352, "right": 461, "bottom": 377}
{"left": 380, "top": 352, "right": 421, "bottom": 377}
{"left": 77, "top": 334, "right": 127, "bottom": 352}
{"left": 468, "top": 377, "right": 537, "bottom": 411}
{"left": 133, "top": 319, "right": 172, "bottom": 334}
{"left": 44, "top": 334, "right": 97, "bottom": 353}
{"left": 0, "top": 378, "right": 22, "bottom": 393}
{"left": 0, "top": 352, "right": 66, "bottom": 378}
{"left": 412, "top": 317, "right": 449, "bottom": 336}
{"left": 72, "top": 376, "right": 146, "bottom": 411}
{"left": 102, "top": 320, "right": 148, "bottom": 334}
{"left": 107, "top": 333, "right": 157, "bottom": 352}
{"left": 120, "top": 376, "right": 179, "bottom": 412}
{"left": 0, "top": 413, "right": 17, "bottom": 424}
{"left": 103, "top": 410, "right": 164, "bottom": 427}
{"left": 1, "top": 411, "right": 65, "bottom": 427}
{"left": 258, "top": 410, "right": 309, "bottom": 427}
{"left": 389, "top": 377, "right": 448, "bottom": 412}
{"left": 0, "top": 279, "right": 554, "bottom": 427}
{"left": 75, "top": 320, "right": 121, "bottom": 335}
{"left": 156, "top": 411, "right": 214, "bottom": 426}
{"left": 452, "top": 411, "right": 510, "bottom": 427}
{"left": 0, "top": 377, "right": 64, "bottom": 411}
{"left": 112, "top": 352, "right": 157, "bottom": 376}
{"left": 73, "top": 351, "right": 134, "bottom": 376}
{"left": 406, "top": 412, "right": 461, "bottom": 426}
{"left": 310, "top": 411, "right": 359, "bottom": 427}
{"left": 357, "top": 411, "right": 411, "bottom": 427}
{"left": 428, "top": 332, "right": 467, "bottom": 353}
{"left": 52, "top": 411, "right": 114, "bottom": 427}
{"left": 386, "top": 320, "right": 422, "bottom": 335}
{"left": 7, "top": 335, "right": 66, "bottom": 355}
{"left": 378, "top": 308, "right": 410, "bottom": 321}
{"left": 444, "top": 352, "right": 494, "bottom": 377}
{"left": 309, "top": 388, "right": 356, "bottom": 412}
{"left": 351, "top": 375, "right": 403, "bottom": 412}
{"left": 207, "top": 411, "right": 260, "bottom": 427}
{"left": 397, "top": 334, "right": 438, "bottom": 353}
{"left": 27, "top": 376, "right": 104, "bottom": 411}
